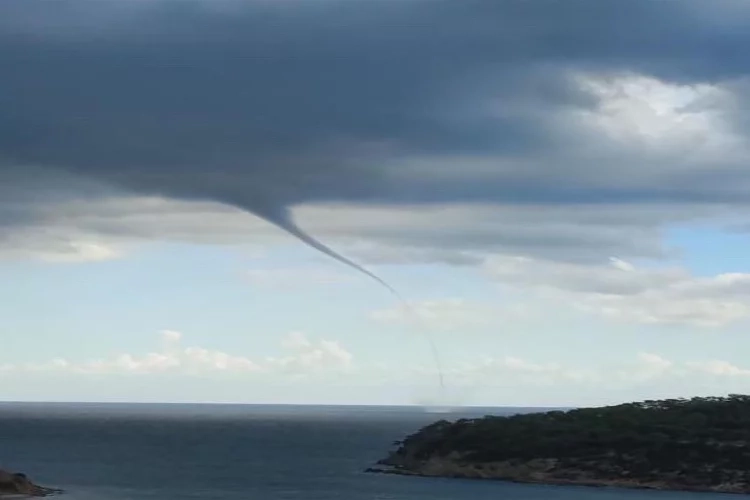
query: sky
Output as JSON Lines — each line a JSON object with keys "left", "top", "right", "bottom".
{"left": 4, "top": 0, "right": 750, "bottom": 407}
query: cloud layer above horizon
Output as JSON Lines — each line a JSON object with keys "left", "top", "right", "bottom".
{"left": 6, "top": 329, "right": 750, "bottom": 406}
{"left": 4, "top": 0, "right": 750, "bottom": 332}
{"left": 3, "top": 1, "right": 750, "bottom": 220}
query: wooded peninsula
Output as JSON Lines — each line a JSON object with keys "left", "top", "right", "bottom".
{"left": 371, "top": 395, "right": 750, "bottom": 494}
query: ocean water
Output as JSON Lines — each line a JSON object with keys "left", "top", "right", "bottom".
{"left": 0, "top": 403, "right": 738, "bottom": 500}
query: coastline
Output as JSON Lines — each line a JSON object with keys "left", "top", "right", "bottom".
{"left": 366, "top": 457, "right": 750, "bottom": 496}
{"left": 370, "top": 397, "right": 750, "bottom": 496}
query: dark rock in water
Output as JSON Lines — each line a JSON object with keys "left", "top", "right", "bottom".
{"left": 363, "top": 467, "right": 387, "bottom": 474}
{"left": 0, "top": 469, "right": 62, "bottom": 496}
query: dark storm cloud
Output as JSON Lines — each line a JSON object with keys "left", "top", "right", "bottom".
{"left": 2, "top": 0, "right": 750, "bottom": 266}
{"left": 0, "top": 0, "right": 746, "bottom": 196}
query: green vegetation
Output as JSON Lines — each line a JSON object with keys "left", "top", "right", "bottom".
{"left": 376, "top": 395, "right": 750, "bottom": 493}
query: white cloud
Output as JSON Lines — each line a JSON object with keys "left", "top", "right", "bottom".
{"left": 617, "top": 352, "right": 677, "bottom": 383}
{"left": 485, "top": 254, "right": 684, "bottom": 295}
{"left": 180, "top": 347, "right": 260, "bottom": 374}
{"left": 5, "top": 330, "right": 353, "bottom": 378}
{"left": 0, "top": 229, "right": 124, "bottom": 263}
{"left": 485, "top": 255, "right": 750, "bottom": 328}
{"left": 160, "top": 329, "right": 182, "bottom": 342}
{"left": 408, "top": 352, "right": 750, "bottom": 401}
{"left": 610, "top": 257, "right": 636, "bottom": 272}
{"left": 637, "top": 352, "right": 674, "bottom": 372}
{"left": 6, "top": 332, "right": 750, "bottom": 406}
{"left": 267, "top": 334, "right": 353, "bottom": 376}
{"left": 686, "top": 360, "right": 750, "bottom": 377}
{"left": 571, "top": 72, "right": 739, "bottom": 157}
{"left": 37, "top": 241, "right": 121, "bottom": 263}
{"left": 280, "top": 331, "right": 313, "bottom": 351}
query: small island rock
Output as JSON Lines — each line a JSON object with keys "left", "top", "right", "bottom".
{"left": 0, "top": 469, "right": 60, "bottom": 497}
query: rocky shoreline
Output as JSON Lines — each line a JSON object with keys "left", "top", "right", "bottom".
{"left": 0, "top": 470, "right": 61, "bottom": 497}
{"left": 366, "top": 456, "right": 750, "bottom": 495}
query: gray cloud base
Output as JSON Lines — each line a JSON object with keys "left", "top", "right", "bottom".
{"left": 2, "top": 0, "right": 750, "bottom": 268}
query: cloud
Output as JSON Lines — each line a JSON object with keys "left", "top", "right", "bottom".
{"left": 280, "top": 331, "right": 313, "bottom": 351}
{"left": 0, "top": 234, "right": 122, "bottom": 263}
{"left": 1, "top": 330, "right": 353, "bottom": 377}
{"left": 637, "top": 352, "right": 674, "bottom": 372}
{"left": 5, "top": 0, "right": 750, "bottom": 343}
{"left": 570, "top": 72, "right": 740, "bottom": 157}
{"left": 413, "top": 351, "right": 750, "bottom": 398}
{"left": 484, "top": 255, "right": 750, "bottom": 327}
{"left": 624, "top": 353, "right": 677, "bottom": 383}
{"left": 270, "top": 332, "right": 354, "bottom": 376}
{"left": 2, "top": 0, "right": 750, "bottom": 274}
{"left": 160, "top": 329, "right": 183, "bottom": 343}
{"left": 0, "top": 194, "right": 713, "bottom": 266}
{"left": 369, "top": 298, "right": 528, "bottom": 331}
{"left": 686, "top": 360, "right": 750, "bottom": 377}
{"left": 628, "top": 353, "right": 750, "bottom": 382}
{"left": 6, "top": 335, "right": 748, "bottom": 391}
{"left": 5, "top": 331, "right": 750, "bottom": 406}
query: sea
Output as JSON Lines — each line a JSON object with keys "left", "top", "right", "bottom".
{"left": 0, "top": 403, "right": 738, "bottom": 500}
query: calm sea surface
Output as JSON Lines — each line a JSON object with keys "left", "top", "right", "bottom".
{"left": 0, "top": 403, "right": 739, "bottom": 500}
